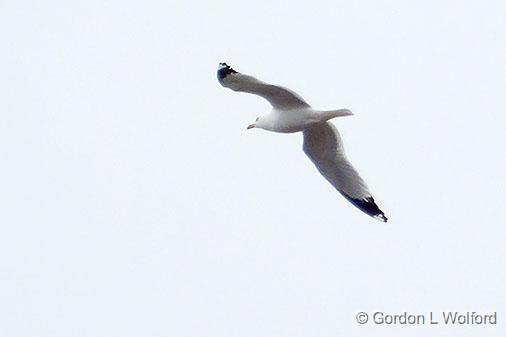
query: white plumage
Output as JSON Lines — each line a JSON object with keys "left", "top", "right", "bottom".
{"left": 217, "top": 63, "right": 387, "bottom": 222}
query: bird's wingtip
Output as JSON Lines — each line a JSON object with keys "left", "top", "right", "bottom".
{"left": 343, "top": 195, "right": 388, "bottom": 222}
{"left": 217, "top": 62, "right": 237, "bottom": 81}
{"left": 374, "top": 213, "right": 388, "bottom": 223}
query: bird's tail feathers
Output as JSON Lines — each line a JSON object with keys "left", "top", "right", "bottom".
{"left": 319, "top": 109, "right": 354, "bottom": 121}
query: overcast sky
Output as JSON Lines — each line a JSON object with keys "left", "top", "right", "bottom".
{"left": 1, "top": 1, "right": 505, "bottom": 336}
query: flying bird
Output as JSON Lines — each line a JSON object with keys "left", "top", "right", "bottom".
{"left": 217, "top": 63, "right": 387, "bottom": 222}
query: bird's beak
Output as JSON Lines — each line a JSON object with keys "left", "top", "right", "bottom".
{"left": 246, "top": 123, "right": 256, "bottom": 130}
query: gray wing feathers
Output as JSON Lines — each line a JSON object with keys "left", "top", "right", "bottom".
{"left": 303, "top": 122, "right": 387, "bottom": 221}
{"left": 219, "top": 70, "right": 310, "bottom": 110}
{"left": 303, "top": 122, "right": 370, "bottom": 199}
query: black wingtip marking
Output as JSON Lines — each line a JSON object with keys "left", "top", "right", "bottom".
{"left": 217, "top": 62, "right": 237, "bottom": 81}
{"left": 344, "top": 196, "right": 388, "bottom": 222}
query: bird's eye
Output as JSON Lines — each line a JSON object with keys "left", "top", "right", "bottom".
{"left": 255, "top": 117, "right": 259, "bottom": 122}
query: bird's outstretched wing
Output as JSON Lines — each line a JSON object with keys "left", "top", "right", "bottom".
{"left": 303, "top": 122, "right": 387, "bottom": 222}
{"left": 217, "top": 63, "right": 310, "bottom": 110}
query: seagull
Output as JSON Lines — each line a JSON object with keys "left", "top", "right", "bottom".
{"left": 217, "top": 63, "right": 387, "bottom": 222}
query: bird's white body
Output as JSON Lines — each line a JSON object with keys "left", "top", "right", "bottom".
{"left": 217, "top": 62, "right": 387, "bottom": 222}
{"left": 258, "top": 108, "right": 353, "bottom": 133}
{"left": 260, "top": 108, "right": 318, "bottom": 133}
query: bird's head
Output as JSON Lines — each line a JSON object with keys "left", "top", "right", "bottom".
{"left": 246, "top": 117, "right": 261, "bottom": 130}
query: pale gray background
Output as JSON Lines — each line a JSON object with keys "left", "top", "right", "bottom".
{"left": 1, "top": 1, "right": 505, "bottom": 336}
